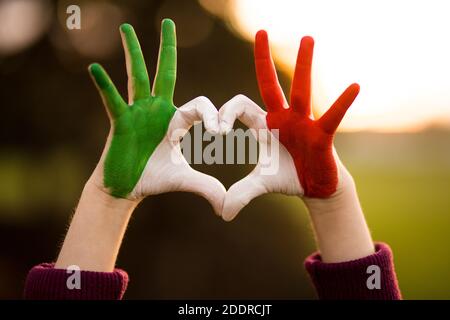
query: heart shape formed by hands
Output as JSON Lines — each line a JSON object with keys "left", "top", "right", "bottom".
{"left": 88, "top": 20, "right": 359, "bottom": 221}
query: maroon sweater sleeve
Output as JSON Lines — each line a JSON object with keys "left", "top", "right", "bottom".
{"left": 304, "top": 242, "right": 401, "bottom": 300}
{"left": 23, "top": 263, "right": 129, "bottom": 300}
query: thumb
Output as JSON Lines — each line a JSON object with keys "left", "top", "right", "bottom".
{"left": 222, "top": 173, "right": 268, "bottom": 221}
{"left": 175, "top": 165, "right": 226, "bottom": 216}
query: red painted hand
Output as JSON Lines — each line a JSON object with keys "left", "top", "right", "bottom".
{"left": 255, "top": 31, "right": 360, "bottom": 197}
{"left": 220, "top": 31, "right": 360, "bottom": 221}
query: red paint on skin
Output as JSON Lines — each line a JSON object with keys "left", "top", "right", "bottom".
{"left": 254, "top": 30, "right": 360, "bottom": 197}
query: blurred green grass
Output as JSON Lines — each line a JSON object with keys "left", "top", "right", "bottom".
{"left": 337, "top": 130, "right": 450, "bottom": 299}
{"left": 354, "top": 167, "right": 450, "bottom": 299}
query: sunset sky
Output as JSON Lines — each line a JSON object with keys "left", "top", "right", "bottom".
{"left": 200, "top": 0, "right": 450, "bottom": 132}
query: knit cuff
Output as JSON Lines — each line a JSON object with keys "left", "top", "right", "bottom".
{"left": 23, "top": 263, "right": 129, "bottom": 300}
{"left": 305, "top": 242, "right": 401, "bottom": 300}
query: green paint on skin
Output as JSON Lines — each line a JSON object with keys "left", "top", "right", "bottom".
{"left": 89, "top": 19, "right": 177, "bottom": 198}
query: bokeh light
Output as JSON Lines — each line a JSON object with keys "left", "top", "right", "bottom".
{"left": 157, "top": 0, "right": 214, "bottom": 48}
{"left": 201, "top": 0, "right": 450, "bottom": 132}
{"left": 51, "top": 0, "right": 125, "bottom": 59}
{"left": 0, "top": 0, "right": 51, "bottom": 56}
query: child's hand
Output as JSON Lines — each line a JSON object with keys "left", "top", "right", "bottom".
{"left": 221, "top": 31, "right": 359, "bottom": 221}
{"left": 88, "top": 20, "right": 225, "bottom": 215}
{"left": 221, "top": 31, "right": 373, "bottom": 263}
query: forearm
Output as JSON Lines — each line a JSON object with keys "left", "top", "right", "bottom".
{"left": 55, "top": 179, "right": 139, "bottom": 272}
{"left": 304, "top": 171, "right": 374, "bottom": 263}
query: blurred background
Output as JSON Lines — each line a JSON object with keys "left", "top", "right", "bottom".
{"left": 0, "top": 0, "right": 449, "bottom": 299}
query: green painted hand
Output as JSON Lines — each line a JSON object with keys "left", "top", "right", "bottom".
{"left": 88, "top": 20, "right": 225, "bottom": 214}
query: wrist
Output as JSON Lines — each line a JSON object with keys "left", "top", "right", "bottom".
{"left": 83, "top": 178, "right": 141, "bottom": 213}
{"left": 302, "top": 161, "right": 358, "bottom": 213}
{"left": 302, "top": 168, "right": 375, "bottom": 263}
{"left": 55, "top": 179, "right": 139, "bottom": 272}
{"left": 302, "top": 171, "right": 356, "bottom": 215}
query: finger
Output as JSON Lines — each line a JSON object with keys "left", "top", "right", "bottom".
{"left": 88, "top": 63, "right": 126, "bottom": 119}
{"left": 318, "top": 83, "right": 360, "bottom": 134}
{"left": 290, "top": 36, "right": 314, "bottom": 116}
{"left": 176, "top": 165, "right": 226, "bottom": 216}
{"left": 254, "top": 30, "right": 288, "bottom": 112}
{"left": 222, "top": 173, "right": 268, "bottom": 221}
{"left": 120, "top": 24, "right": 151, "bottom": 103}
{"left": 168, "top": 96, "right": 219, "bottom": 141}
{"left": 219, "top": 94, "right": 267, "bottom": 134}
{"left": 153, "top": 19, "right": 177, "bottom": 102}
